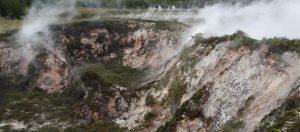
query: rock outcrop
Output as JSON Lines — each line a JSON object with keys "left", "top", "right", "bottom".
{"left": 1, "top": 20, "right": 300, "bottom": 132}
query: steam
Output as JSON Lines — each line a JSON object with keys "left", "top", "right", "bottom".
{"left": 16, "top": 0, "right": 77, "bottom": 61}
{"left": 14, "top": 0, "right": 300, "bottom": 69}
{"left": 118, "top": 0, "right": 300, "bottom": 39}
{"left": 191, "top": 0, "right": 300, "bottom": 39}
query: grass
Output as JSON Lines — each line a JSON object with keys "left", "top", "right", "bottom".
{"left": 0, "top": 83, "right": 127, "bottom": 131}
{"left": 134, "top": 111, "right": 157, "bottom": 130}
{"left": 264, "top": 37, "right": 300, "bottom": 54}
{"left": 0, "top": 17, "right": 22, "bottom": 34}
{"left": 66, "top": 120, "right": 126, "bottom": 132}
{"left": 0, "top": 8, "right": 139, "bottom": 34}
{"left": 179, "top": 47, "right": 200, "bottom": 72}
{"left": 191, "top": 87, "right": 206, "bottom": 103}
{"left": 152, "top": 78, "right": 169, "bottom": 91}
{"left": 157, "top": 80, "right": 186, "bottom": 132}
{"left": 0, "top": 76, "right": 85, "bottom": 129}
{"left": 0, "top": 89, "right": 81, "bottom": 124}
{"left": 193, "top": 31, "right": 300, "bottom": 54}
{"left": 193, "top": 31, "right": 300, "bottom": 55}
{"left": 78, "top": 61, "right": 147, "bottom": 89}
{"left": 157, "top": 101, "right": 209, "bottom": 132}
{"left": 168, "top": 79, "right": 186, "bottom": 114}
{"left": 267, "top": 106, "right": 300, "bottom": 131}
{"left": 222, "top": 119, "right": 245, "bottom": 132}
{"left": 145, "top": 94, "right": 156, "bottom": 106}
{"left": 194, "top": 31, "right": 256, "bottom": 48}
{"left": 144, "top": 112, "right": 157, "bottom": 121}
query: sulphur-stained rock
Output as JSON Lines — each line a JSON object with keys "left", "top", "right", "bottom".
{"left": 0, "top": 20, "right": 186, "bottom": 93}
{"left": 30, "top": 52, "right": 69, "bottom": 93}
{"left": 112, "top": 32, "right": 300, "bottom": 132}
{"left": 56, "top": 20, "right": 186, "bottom": 70}
{"left": 176, "top": 118, "right": 206, "bottom": 132}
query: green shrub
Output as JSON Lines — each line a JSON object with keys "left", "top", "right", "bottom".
{"left": 144, "top": 111, "right": 157, "bottom": 121}
{"left": 78, "top": 62, "right": 147, "bottom": 89}
{"left": 191, "top": 87, "right": 206, "bottom": 103}
{"left": 0, "top": 0, "right": 31, "bottom": 19}
{"left": 168, "top": 80, "right": 186, "bottom": 114}
{"left": 81, "top": 70, "right": 112, "bottom": 87}
{"left": 145, "top": 94, "right": 156, "bottom": 106}
{"left": 87, "top": 120, "right": 126, "bottom": 132}
{"left": 267, "top": 108, "right": 300, "bottom": 131}
{"left": 39, "top": 126, "right": 60, "bottom": 132}
{"left": 66, "top": 121, "right": 127, "bottom": 132}
{"left": 157, "top": 101, "right": 209, "bottom": 132}
{"left": 222, "top": 119, "right": 245, "bottom": 132}
{"left": 291, "top": 119, "right": 300, "bottom": 132}
{"left": 156, "top": 119, "right": 177, "bottom": 132}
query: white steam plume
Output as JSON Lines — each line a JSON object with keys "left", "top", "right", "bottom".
{"left": 191, "top": 0, "right": 300, "bottom": 39}
{"left": 16, "top": 0, "right": 77, "bottom": 61}
{"left": 120, "top": 0, "right": 300, "bottom": 39}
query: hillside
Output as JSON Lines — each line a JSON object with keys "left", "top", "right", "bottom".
{"left": 1, "top": 0, "right": 300, "bottom": 132}
{"left": 0, "top": 19, "right": 300, "bottom": 131}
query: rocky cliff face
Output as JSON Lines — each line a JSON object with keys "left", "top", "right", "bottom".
{"left": 0, "top": 19, "right": 187, "bottom": 131}
{"left": 109, "top": 32, "right": 300, "bottom": 132}
{"left": 0, "top": 19, "right": 186, "bottom": 93}
{"left": 0, "top": 20, "right": 300, "bottom": 132}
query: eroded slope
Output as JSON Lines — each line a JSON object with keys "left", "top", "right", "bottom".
{"left": 1, "top": 20, "right": 300, "bottom": 132}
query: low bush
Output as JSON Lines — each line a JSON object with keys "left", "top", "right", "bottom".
{"left": 145, "top": 94, "right": 156, "bottom": 106}
{"left": 222, "top": 119, "right": 245, "bottom": 132}
{"left": 0, "top": 0, "right": 31, "bottom": 19}
{"left": 144, "top": 112, "right": 157, "bottom": 121}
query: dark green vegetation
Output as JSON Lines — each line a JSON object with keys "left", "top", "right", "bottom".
{"left": 157, "top": 101, "right": 210, "bottom": 132}
{"left": 263, "top": 93, "right": 300, "bottom": 132}
{"left": 0, "top": 81, "right": 79, "bottom": 131}
{"left": 222, "top": 119, "right": 245, "bottom": 132}
{"left": 0, "top": 0, "right": 244, "bottom": 19}
{"left": 264, "top": 37, "right": 300, "bottom": 54}
{"left": 166, "top": 78, "right": 186, "bottom": 115}
{"left": 142, "top": 111, "right": 157, "bottom": 128}
{"left": 134, "top": 111, "right": 157, "bottom": 130}
{"left": 0, "top": 90, "right": 79, "bottom": 123}
{"left": 157, "top": 85, "right": 211, "bottom": 132}
{"left": 65, "top": 120, "right": 126, "bottom": 132}
{"left": 0, "top": 78, "right": 127, "bottom": 131}
{"left": 194, "top": 31, "right": 300, "bottom": 55}
{"left": 77, "top": 61, "right": 147, "bottom": 88}
{"left": 0, "top": 0, "right": 211, "bottom": 19}
{"left": 179, "top": 46, "right": 200, "bottom": 72}
{"left": 267, "top": 108, "right": 300, "bottom": 132}
{"left": 144, "top": 112, "right": 157, "bottom": 121}
{"left": 194, "top": 31, "right": 256, "bottom": 47}
{"left": 145, "top": 94, "right": 156, "bottom": 106}
{"left": 0, "top": 0, "right": 31, "bottom": 18}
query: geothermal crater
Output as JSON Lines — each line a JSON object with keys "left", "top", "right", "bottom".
{"left": 0, "top": 19, "right": 300, "bottom": 132}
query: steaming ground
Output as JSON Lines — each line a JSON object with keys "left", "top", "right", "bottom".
{"left": 1, "top": 0, "right": 300, "bottom": 131}
{"left": 16, "top": 1, "right": 77, "bottom": 61}
{"left": 192, "top": 0, "right": 300, "bottom": 39}
{"left": 14, "top": 0, "right": 300, "bottom": 61}
{"left": 118, "top": 0, "right": 300, "bottom": 39}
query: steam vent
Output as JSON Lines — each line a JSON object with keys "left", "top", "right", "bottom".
{"left": 1, "top": 0, "right": 300, "bottom": 132}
